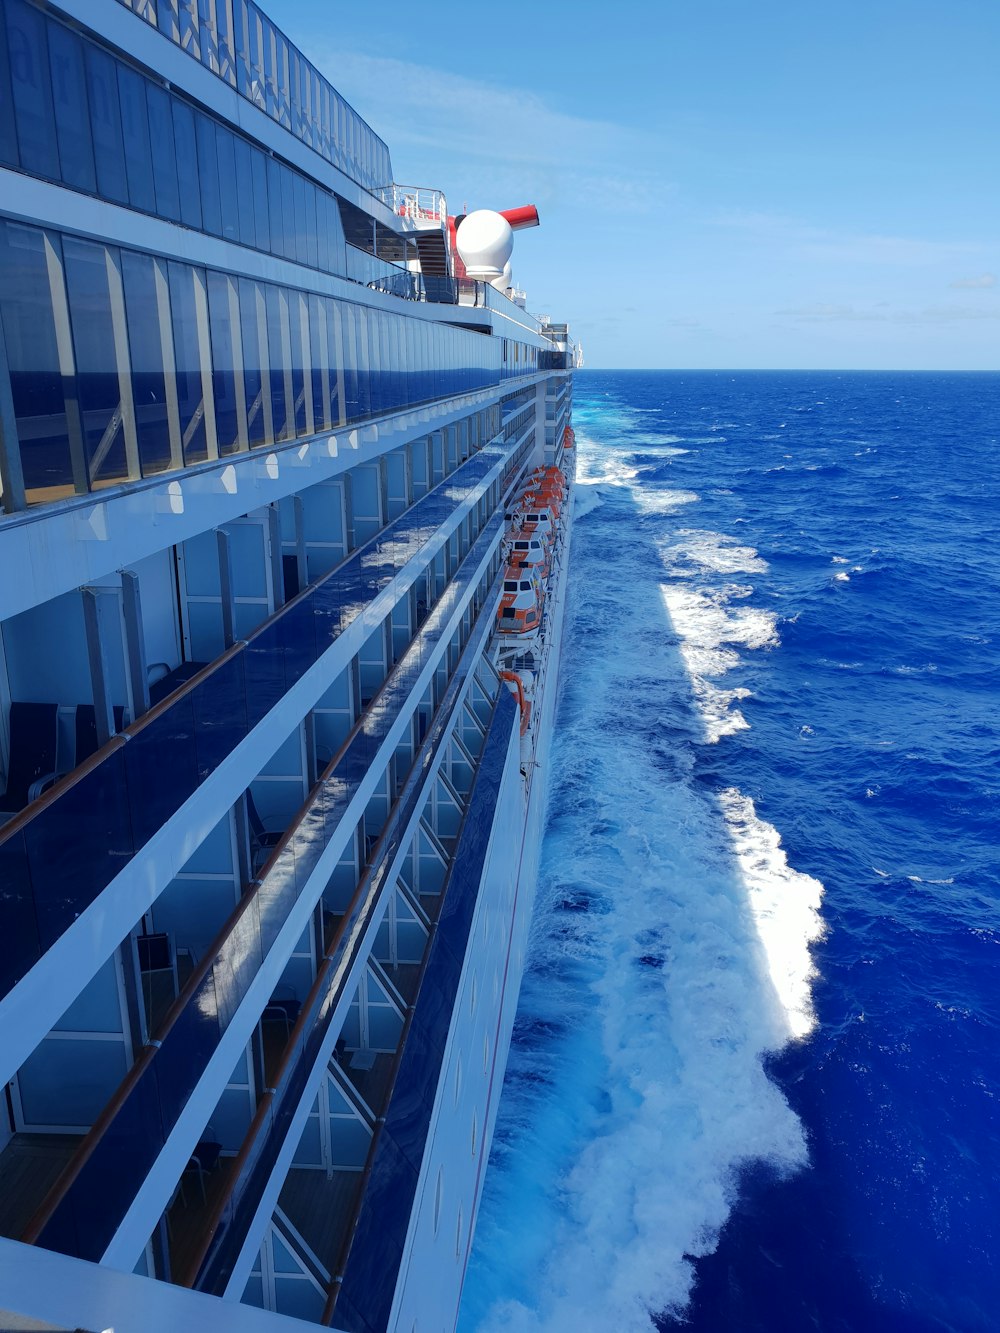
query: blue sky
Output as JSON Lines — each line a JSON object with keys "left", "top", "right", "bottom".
{"left": 268, "top": 0, "right": 999, "bottom": 369}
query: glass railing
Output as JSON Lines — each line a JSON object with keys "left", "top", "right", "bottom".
{"left": 345, "top": 246, "right": 421, "bottom": 301}
{"left": 331, "top": 680, "right": 519, "bottom": 1331}
{"left": 0, "top": 436, "right": 523, "bottom": 1007}
{"left": 114, "top": 0, "right": 392, "bottom": 196}
{"left": 188, "top": 563, "right": 506, "bottom": 1294}
{"left": 23, "top": 505, "right": 511, "bottom": 1266}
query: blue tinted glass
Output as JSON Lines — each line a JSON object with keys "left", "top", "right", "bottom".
{"left": 207, "top": 270, "right": 244, "bottom": 455}
{"left": 238, "top": 277, "right": 267, "bottom": 447}
{"left": 117, "top": 66, "right": 155, "bottom": 212}
{"left": 84, "top": 46, "right": 127, "bottom": 204}
{"left": 124, "top": 691, "right": 198, "bottom": 847}
{"left": 63, "top": 237, "right": 131, "bottom": 488}
{"left": 342, "top": 304, "right": 359, "bottom": 421}
{"left": 216, "top": 126, "right": 239, "bottom": 242}
{"left": 146, "top": 84, "right": 181, "bottom": 221}
{"left": 195, "top": 113, "right": 222, "bottom": 235}
{"left": 291, "top": 172, "right": 308, "bottom": 264}
{"left": 232, "top": 136, "right": 255, "bottom": 246}
{"left": 307, "top": 295, "right": 327, "bottom": 430}
{"left": 28, "top": 744, "right": 134, "bottom": 948}
{"left": 167, "top": 261, "right": 209, "bottom": 464}
{"left": 267, "top": 156, "right": 288, "bottom": 259}
{"left": 265, "top": 285, "right": 290, "bottom": 439}
{"left": 0, "top": 8, "right": 18, "bottom": 166}
{"left": 315, "top": 190, "right": 330, "bottom": 273}
{"left": 355, "top": 306, "right": 371, "bottom": 418}
{"left": 282, "top": 163, "right": 297, "bottom": 262}
{"left": 325, "top": 299, "right": 343, "bottom": 426}
{"left": 171, "top": 99, "right": 201, "bottom": 228}
{"left": 46, "top": 21, "right": 95, "bottom": 192}
{"left": 0, "top": 221, "right": 74, "bottom": 500}
{"left": 5, "top": 0, "right": 58, "bottom": 177}
{"left": 250, "top": 148, "right": 270, "bottom": 250}
{"left": 287, "top": 290, "right": 307, "bottom": 435}
{"left": 121, "top": 250, "right": 174, "bottom": 476}
{"left": 304, "top": 183, "right": 318, "bottom": 268}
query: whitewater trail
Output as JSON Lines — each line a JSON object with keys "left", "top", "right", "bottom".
{"left": 461, "top": 414, "right": 824, "bottom": 1332}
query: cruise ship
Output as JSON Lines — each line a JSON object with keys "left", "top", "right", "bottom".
{"left": 0, "top": 2, "right": 577, "bottom": 1329}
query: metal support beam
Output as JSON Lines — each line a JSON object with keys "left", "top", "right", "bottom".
{"left": 216, "top": 528, "right": 236, "bottom": 649}
{"left": 81, "top": 587, "right": 115, "bottom": 747}
{"left": 120, "top": 571, "right": 150, "bottom": 720}
{"left": 0, "top": 318, "right": 27, "bottom": 513}
{"left": 292, "top": 494, "right": 308, "bottom": 593}
{"left": 267, "top": 504, "right": 284, "bottom": 610}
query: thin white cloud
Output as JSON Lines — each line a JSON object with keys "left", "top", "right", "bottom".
{"left": 306, "top": 48, "right": 667, "bottom": 211}
{"left": 715, "top": 211, "right": 985, "bottom": 267}
{"left": 777, "top": 302, "right": 1000, "bottom": 324}
{"left": 950, "top": 273, "right": 997, "bottom": 289}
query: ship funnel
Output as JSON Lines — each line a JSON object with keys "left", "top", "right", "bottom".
{"left": 499, "top": 205, "right": 540, "bottom": 231}
{"left": 455, "top": 210, "right": 513, "bottom": 279}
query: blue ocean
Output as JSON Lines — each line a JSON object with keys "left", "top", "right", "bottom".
{"left": 459, "top": 370, "right": 1000, "bottom": 1332}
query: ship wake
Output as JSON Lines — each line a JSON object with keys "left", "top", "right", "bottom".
{"left": 461, "top": 413, "right": 824, "bottom": 1331}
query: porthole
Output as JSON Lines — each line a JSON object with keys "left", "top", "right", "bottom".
{"left": 470, "top": 972, "right": 477, "bottom": 1015}
{"left": 455, "top": 1206, "right": 464, "bottom": 1261}
{"left": 483, "top": 1032, "right": 490, "bottom": 1073}
{"left": 471, "top": 1111, "right": 478, "bottom": 1158}
{"left": 453, "top": 1057, "right": 462, "bottom": 1106}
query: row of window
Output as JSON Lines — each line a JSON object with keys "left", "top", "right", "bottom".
{"left": 116, "top": 0, "right": 392, "bottom": 193}
{"left": 0, "top": 219, "right": 543, "bottom": 508}
{"left": 0, "top": 0, "right": 361, "bottom": 279}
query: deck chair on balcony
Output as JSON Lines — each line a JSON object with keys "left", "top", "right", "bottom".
{"left": 262, "top": 984, "right": 302, "bottom": 1040}
{"left": 136, "top": 931, "right": 177, "bottom": 1034}
{"left": 75, "top": 704, "right": 127, "bottom": 764}
{"left": 0, "top": 702, "right": 59, "bottom": 822}
{"left": 246, "top": 789, "right": 283, "bottom": 875}
{"left": 183, "top": 1124, "right": 223, "bottom": 1205}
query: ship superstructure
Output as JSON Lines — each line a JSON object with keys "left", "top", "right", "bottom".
{"left": 0, "top": 2, "right": 577, "bottom": 1329}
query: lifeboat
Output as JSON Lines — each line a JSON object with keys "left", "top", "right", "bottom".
{"left": 562, "top": 425, "right": 575, "bottom": 450}
{"left": 497, "top": 565, "right": 544, "bottom": 635}
{"left": 507, "top": 535, "right": 550, "bottom": 578}
{"left": 518, "top": 505, "right": 557, "bottom": 545}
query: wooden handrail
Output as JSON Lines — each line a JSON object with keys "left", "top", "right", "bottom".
{"left": 19, "top": 511, "right": 512, "bottom": 1252}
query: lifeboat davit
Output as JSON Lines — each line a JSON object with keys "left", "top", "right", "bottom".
{"left": 499, "top": 670, "right": 533, "bottom": 736}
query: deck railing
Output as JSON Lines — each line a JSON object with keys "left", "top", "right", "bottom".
{"left": 0, "top": 437, "right": 522, "bottom": 1016}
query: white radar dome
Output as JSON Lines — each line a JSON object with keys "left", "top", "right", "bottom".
{"left": 490, "top": 260, "right": 513, "bottom": 291}
{"left": 455, "top": 210, "right": 514, "bottom": 279}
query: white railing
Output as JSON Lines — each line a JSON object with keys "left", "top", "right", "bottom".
{"left": 376, "top": 184, "right": 448, "bottom": 226}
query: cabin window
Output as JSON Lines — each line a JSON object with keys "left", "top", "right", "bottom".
{"left": 503, "top": 581, "right": 518, "bottom": 592}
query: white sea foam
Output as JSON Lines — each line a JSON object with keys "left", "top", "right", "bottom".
{"left": 573, "top": 484, "right": 604, "bottom": 520}
{"left": 634, "top": 488, "right": 700, "bottom": 515}
{"left": 832, "top": 555, "right": 850, "bottom": 564}
{"left": 834, "top": 571, "right": 850, "bottom": 582}
{"left": 464, "top": 420, "right": 826, "bottom": 1333}
{"left": 660, "top": 529, "right": 769, "bottom": 577}
{"left": 466, "top": 739, "right": 822, "bottom": 1333}
{"left": 660, "top": 584, "right": 778, "bottom": 743}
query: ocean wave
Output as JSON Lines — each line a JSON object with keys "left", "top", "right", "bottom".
{"left": 464, "top": 410, "right": 825, "bottom": 1332}
{"left": 659, "top": 530, "right": 769, "bottom": 577}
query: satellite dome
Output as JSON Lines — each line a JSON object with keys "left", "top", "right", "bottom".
{"left": 490, "top": 260, "right": 513, "bottom": 291}
{"left": 455, "top": 210, "right": 514, "bottom": 279}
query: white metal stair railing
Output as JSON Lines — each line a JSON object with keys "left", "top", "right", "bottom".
{"left": 376, "top": 185, "right": 448, "bottom": 229}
